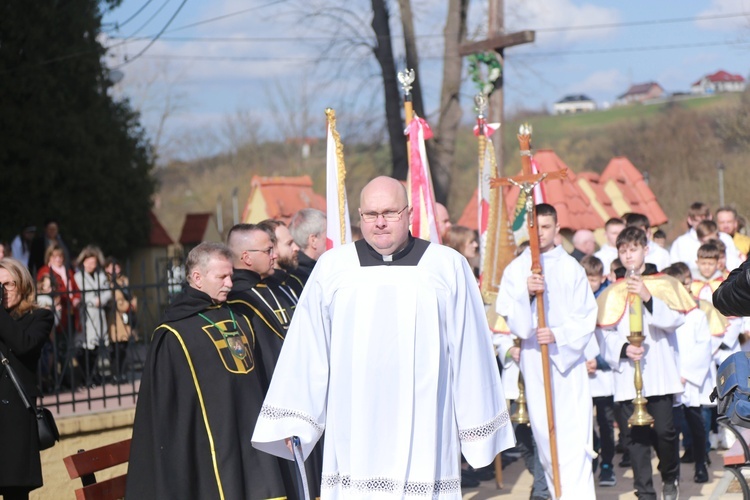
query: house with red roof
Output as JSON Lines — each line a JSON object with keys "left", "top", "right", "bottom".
{"left": 615, "top": 81, "right": 665, "bottom": 105}
{"left": 691, "top": 70, "right": 746, "bottom": 95}
{"left": 179, "top": 213, "right": 222, "bottom": 254}
{"left": 241, "top": 175, "right": 326, "bottom": 225}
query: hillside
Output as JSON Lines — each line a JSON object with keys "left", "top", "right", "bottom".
{"left": 154, "top": 91, "right": 750, "bottom": 245}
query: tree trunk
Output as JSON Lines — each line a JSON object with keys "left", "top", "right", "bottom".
{"left": 431, "top": 0, "right": 468, "bottom": 204}
{"left": 371, "top": 0, "right": 408, "bottom": 180}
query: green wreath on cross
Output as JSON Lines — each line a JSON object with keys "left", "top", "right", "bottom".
{"left": 468, "top": 52, "right": 503, "bottom": 96}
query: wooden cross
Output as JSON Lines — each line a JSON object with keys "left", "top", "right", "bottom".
{"left": 491, "top": 125, "right": 567, "bottom": 498}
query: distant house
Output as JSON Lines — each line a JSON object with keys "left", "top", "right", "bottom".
{"left": 553, "top": 95, "right": 596, "bottom": 115}
{"left": 615, "top": 82, "right": 665, "bottom": 105}
{"left": 179, "top": 213, "right": 222, "bottom": 254}
{"left": 241, "top": 175, "right": 326, "bottom": 225}
{"left": 691, "top": 70, "right": 746, "bottom": 95}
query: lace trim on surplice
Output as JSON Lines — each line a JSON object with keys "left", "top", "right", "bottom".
{"left": 259, "top": 405, "right": 324, "bottom": 435}
{"left": 457, "top": 408, "right": 510, "bottom": 442}
{"left": 321, "top": 473, "right": 461, "bottom": 496}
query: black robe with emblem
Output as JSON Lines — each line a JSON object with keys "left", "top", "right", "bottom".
{"left": 125, "top": 286, "right": 293, "bottom": 500}
{"left": 227, "top": 269, "right": 296, "bottom": 385}
{"left": 227, "top": 268, "right": 322, "bottom": 499}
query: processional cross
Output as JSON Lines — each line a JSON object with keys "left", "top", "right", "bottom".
{"left": 490, "top": 125, "right": 567, "bottom": 497}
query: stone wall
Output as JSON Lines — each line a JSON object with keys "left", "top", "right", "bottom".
{"left": 30, "top": 409, "right": 134, "bottom": 499}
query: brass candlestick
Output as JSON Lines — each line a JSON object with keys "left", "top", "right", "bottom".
{"left": 626, "top": 281, "right": 654, "bottom": 427}
{"left": 510, "top": 338, "right": 530, "bottom": 426}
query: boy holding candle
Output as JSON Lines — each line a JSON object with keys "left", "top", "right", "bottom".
{"left": 596, "top": 227, "right": 695, "bottom": 500}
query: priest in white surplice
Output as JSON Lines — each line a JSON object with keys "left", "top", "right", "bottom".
{"left": 252, "top": 177, "right": 515, "bottom": 499}
{"left": 496, "top": 203, "right": 598, "bottom": 499}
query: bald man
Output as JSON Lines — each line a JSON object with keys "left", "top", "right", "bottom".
{"left": 435, "top": 202, "right": 452, "bottom": 241}
{"left": 253, "top": 176, "right": 514, "bottom": 498}
{"left": 571, "top": 229, "right": 596, "bottom": 262}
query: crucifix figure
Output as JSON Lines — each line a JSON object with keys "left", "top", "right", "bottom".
{"left": 491, "top": 125, "right": 567, "bottom": 498}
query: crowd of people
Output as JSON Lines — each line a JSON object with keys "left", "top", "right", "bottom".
{"left": 4, "top": 186, "right": 750, "bottom": 499}
{"left": 489, "top": 201, "right": 750, "bottom": 500}
{"left": 0, "top": 222, "right": 138, "bottom": 498}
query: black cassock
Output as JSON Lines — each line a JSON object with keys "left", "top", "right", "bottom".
{"left": 126, "top": 286, "right": 294, "bottom": 500}
{"left": 228, "top": 268, "right": 322, "bottom": 500}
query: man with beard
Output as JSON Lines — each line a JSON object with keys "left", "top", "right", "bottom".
{"left": 126, "top": 242, "right": 293, "bottom": 500}
{"left": 261, "top": 219, "right": 304, "bottom": 298}
{"left": 288, "top": 208, "right": 326, "bottom": 286}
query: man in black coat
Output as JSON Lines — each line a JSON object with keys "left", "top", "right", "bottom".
{"left": 126, "top": 242, "right": 294, "bottom": 500}
{"left": 713, "top": 258, "right": 750, "bottom": 316}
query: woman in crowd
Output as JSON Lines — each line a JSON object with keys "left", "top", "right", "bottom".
{"left": 104, "top": 257, "right": 137, "bottom": 384}
{"left": 74, "top": 246, "right": 111, "bottom": 386}
{"left": 444, "top": 225, "right": 481, "bottom": 279}
{"left": 0, "top": 258, "right": 54, "bottom": 499}
{"left": 36, "top": 244, "right": 80, "bottom": 338}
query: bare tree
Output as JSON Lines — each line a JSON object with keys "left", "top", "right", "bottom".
{"left": 371, "top": 0, "right": 408, "bottom": 179}
{"left": 430, "top": 0, "right": 468, "bottom": 204}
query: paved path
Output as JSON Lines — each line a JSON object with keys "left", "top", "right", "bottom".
{"left": 463, "top": 450, "right": 743, "bottom": 499}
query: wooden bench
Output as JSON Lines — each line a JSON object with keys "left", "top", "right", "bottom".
{"left": 63, "top": 438, "right": 131, "bottom": 500}
{"left": 709, "top": 419, "right": 750, "bottom": 499}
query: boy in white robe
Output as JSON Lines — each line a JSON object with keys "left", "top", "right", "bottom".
{"left": 597, "top": 226, "right": 695, "bottom": 500}
{"left": 252, "top": 177, "right": 515, "bottom": 500}
{"left": 496, "top": 203, "right": 598, "bottom": 499}
{"left": 664, "top": 263, "right": 712, "bottom": 484}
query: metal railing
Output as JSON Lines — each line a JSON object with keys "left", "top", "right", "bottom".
{"left": 37, "top": 257, "right": 185, "bottom": 414}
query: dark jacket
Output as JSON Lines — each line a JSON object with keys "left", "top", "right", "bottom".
{"left": 713, "top": 259, "right": 750, "bottom": 317}
{"left": 0, "top": 307, "right": 54, "bottom": 492}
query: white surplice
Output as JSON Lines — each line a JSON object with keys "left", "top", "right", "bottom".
{"left": 600, "top": 294, "right": 685, "bottom": 402}
{"left": 496, "top": 245, "right": 597, "bottom": 499}
{"left": 674, "top": 308, "right": 713, "bottom": 407}
{"left": 252, "top": 240, "right": 515, "bottom": 499}
{"left": 594, "top": 244, "right": 618, "bottom": 273}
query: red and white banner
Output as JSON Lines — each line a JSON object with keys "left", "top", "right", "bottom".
{"left": 406, "top": 116, "right": 440, "bottom": 243}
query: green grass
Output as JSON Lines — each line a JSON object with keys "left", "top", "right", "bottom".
{"left": 503, "top": 92, "right": 739, "bottom": 149}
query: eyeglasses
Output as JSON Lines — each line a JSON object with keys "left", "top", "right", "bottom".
{"left": 244, "top": 247, "right": 274, "bottom": 256}
{"left": 360, "top": 205, "right": 409, "bottom": 223}
{"left": 0, "top": 281, "right": 17, "bottom": 291}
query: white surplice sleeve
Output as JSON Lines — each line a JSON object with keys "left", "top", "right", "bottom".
{"left": 450, "top": 257, "right": 515, "bottom": 467}
{"left": 496, "top": 258, "right": 534, "bottom": 340}
{"left": 251, "top": 265, "right": 331, "bottom": 461}
{"left": 679, "top": 310, "right": 712, "bottom": 386}
{"left": 544, "top": 263, "right": 597, "bottom": 373}
{"left": 647, "top": 297, "right": 685, "bottom": 331}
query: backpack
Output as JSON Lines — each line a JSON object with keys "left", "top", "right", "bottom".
{"left": 711, "top": 351, "right": 750, "bottom": 428}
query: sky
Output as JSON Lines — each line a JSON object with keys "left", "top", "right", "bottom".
{"left": 101, "top": 0, "right": 750, "bottom": 161}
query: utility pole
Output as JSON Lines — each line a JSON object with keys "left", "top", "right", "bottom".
{"left": 459, "top": 0, "right": 533, "bottom": 177}
{"left": 489, "top": 0, "right": 504, "bottom": 176}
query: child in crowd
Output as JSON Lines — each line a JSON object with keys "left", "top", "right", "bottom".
{"left": 663, "top": 263, "right": 713, "bottom": 484}
{"left": 596, "top": 226, "right": 695, "bottom": 500}
{"left": 581, "top": 256, "right": 617, "bottom": 487}
{"left": 652, "top": 229, "right": 667, "bottom": 249}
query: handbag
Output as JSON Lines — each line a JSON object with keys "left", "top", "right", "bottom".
{"left": 0, "top": 350, "right": 60, "bottom": 450}
{"left": 711, "top": 351, "right": 750, "bottom": 428}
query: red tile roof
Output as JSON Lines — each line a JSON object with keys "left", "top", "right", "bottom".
{"left": 599, "top": 157, "right": 668, "bottom": 226}
{"left": 243, "top": 175, "right": 326, "bottom": 224}
{"left": 457, "top": 152, "right": 668, "bottom": 232}
{"left": 148, "top": 211, "right": 173, "bottom": 247}
{"left": 179, "top": 213, "right": 213, "bottom": 245}
{"left": 503, "top": 150, "right": 606, "bottom": 230}
{"left": 692, "top": 70, "right": 745, "bottom": 86}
